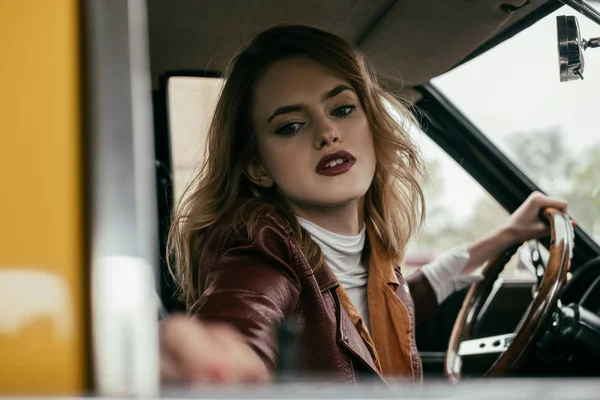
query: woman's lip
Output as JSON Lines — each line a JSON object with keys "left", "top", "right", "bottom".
{"left": 317, "top": 159, "right": 356, "bottom": 176}
{"left": 315, "top": 150, "right": 356, "bottom": 173}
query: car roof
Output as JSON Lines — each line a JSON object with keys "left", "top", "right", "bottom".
{"left": 147, "top": 0, "right": 559, "bottom": 89}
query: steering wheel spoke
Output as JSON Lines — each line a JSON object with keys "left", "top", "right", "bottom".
{"left": 457, "top": 333, "right": 515, "bottom": 357}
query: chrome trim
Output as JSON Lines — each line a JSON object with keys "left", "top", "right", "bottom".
{"left": 83, "top": 0, "right": 159, "bottom": 395}
{"left": 458, "top": 333, "right": 515, "bottom": 356}
{"left": 557, "top": 15, "right": 585, "bottom": 81}
{"left": 560, "top": 0, "right": 600, "bottom": 26}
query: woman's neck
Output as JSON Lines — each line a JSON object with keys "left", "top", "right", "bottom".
{"left": 290, "top": 198, "right": 364, "bottom": 236}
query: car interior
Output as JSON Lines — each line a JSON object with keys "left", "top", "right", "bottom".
{"left": 3, "top": 0, "right": 600, "bottom": 397}
{"left": 144, "top": 0, "right": 600, "bottom": 380}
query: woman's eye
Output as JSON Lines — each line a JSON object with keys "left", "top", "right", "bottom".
{"left": 332, "top": 104, "right": 357, "bottom": 117}
{"left": 275, "top": 122, "right": 304, "bottom": 136}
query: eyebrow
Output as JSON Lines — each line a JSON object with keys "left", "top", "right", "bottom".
{"left": 266, "top": 84, "right": 355, "bottom": 123}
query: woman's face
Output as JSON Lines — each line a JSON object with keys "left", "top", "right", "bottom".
{"left": 248, "top": 57, "right": 376, "bottom": 213}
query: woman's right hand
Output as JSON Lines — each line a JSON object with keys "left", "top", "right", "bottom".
{"left": 160, "top": 314, "right": 271, "bottom": 384}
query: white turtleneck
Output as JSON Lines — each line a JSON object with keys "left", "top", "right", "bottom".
{"left": 296, "top": 216, "right": 483, "bottom": 332}
{"left": 296, "top": 216, "right": 371, "bottom": 331}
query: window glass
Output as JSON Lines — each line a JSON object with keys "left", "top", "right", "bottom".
{"left": 405, "top": 132, "right": 532, "bottom": 279}
{"left": 167, "top": 77, "right": 224, "bottom": 201}
{"left": 431, "top": 5, "right": 600, "bottom": 244}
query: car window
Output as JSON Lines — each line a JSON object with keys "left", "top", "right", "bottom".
{"left": 405, "top": 131, "right": 531, "bottom": 279}
{"left": 431, "top": 5, "right": 600, "bottom": 244}
{"left": 167, "top": 76, "right": 224, "bottom": 202}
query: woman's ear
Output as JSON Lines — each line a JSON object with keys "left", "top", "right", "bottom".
{"left": 245, "top": 159, "right": 274, "bottom": 188}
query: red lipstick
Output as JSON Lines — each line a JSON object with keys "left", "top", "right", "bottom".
{"left": 316, "top": 150, "right": 356, "bottom": 176}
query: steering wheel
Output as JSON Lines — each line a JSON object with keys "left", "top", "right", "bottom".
{"left": 444, "top": 207, "right": 574, "bottom": 382}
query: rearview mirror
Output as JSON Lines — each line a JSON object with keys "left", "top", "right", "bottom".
{"left": 557, "top": 15, "right": 600, "bottom": 81}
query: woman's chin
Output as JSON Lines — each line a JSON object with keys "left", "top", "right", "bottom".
{"left": 284, "top": 186, "right": 370, "bottom": 210}
{"left": 313, "top": 192, "right": 366, "bottom": 208}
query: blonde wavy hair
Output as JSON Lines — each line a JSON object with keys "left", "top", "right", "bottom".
{"left": 167, "top": 25, "right": 426, "bottom": 308}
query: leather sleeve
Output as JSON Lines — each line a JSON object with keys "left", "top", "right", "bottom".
{"left": 406, "top": 269, "right": 440, "bottom": 325}
{"left": 189, "top": 221, "right": 302, "bottom": 371}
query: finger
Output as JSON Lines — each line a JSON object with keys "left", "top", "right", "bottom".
{"left": 534, "top": 196, "right": 568, "bottom": 212}
{"left": 227, "top": 341, "right": 270, "bottom": 383}
{"left": 539, "top": 223, "right": 551, "bottom": 237}
{"left": 160, "top": 349, "right": 184, "bottom": 383}
{"left": 202, "top": 322, "right": 246, "bottom": 343}
{"left": 203, "top": 325, "right": 268, "bottom": 383}
{"left": 161, "top": 316, "right": 212, "bottom": 358}
{"left": 161, "top": 317, "right": 222, "bottom": 382}
{"left": 168, "top": 320, "right": 258, "bottom": 384}
{"left": 244, "top": 354, "right": 271, "bottom": 383}
{"left": 527, "top": 222, "right": 550, "bottom": 240}
{"left": 160, "top": 316, "right": 269, "bottom": 384}
{"left": 188, "top": 323, "right": 247, "bottom": 383}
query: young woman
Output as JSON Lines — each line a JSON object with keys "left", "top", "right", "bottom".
{"left": 160, "top": 25, "right": 567, "bottom": 384}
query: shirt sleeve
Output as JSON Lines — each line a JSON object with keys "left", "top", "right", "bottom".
{"left": 420, "top": 244, "right": 483, "bottom": 304}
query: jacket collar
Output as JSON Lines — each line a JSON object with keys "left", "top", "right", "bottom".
{"left": 312, "top": 259, "right": 339, "bottom": 292}
{"left": 365, "top": 223, "right": 399, "bottom": 288}
{"left": 310, "top": 221, "right": 399, "bottom": 292}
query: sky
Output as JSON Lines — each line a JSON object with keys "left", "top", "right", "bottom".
{"left": 418, "top": 5, "right": 600, "bottom": 230}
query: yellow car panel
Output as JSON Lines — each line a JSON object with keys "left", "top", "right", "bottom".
{"left": 0, "top": 0, "right": 87, "bottom": 395}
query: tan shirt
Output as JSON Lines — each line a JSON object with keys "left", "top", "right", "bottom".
{"left": 336, "top": 226, "right": 417, "bottom": 379}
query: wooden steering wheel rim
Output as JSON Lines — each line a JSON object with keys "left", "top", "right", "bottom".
{"left": 444, "top": 207, "right": 574, "bottom": 382}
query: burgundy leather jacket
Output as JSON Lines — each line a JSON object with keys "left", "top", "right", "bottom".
{"left": 189, "top": 206, "right": 439, "bottom": 383}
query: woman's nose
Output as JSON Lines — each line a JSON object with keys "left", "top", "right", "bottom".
{"left": 313, "top": 117, "right": 341, "bottom": 149}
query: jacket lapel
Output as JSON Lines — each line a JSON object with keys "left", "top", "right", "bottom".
{"left": 366, "top": 226, "right": 416, "bottom": 380}
{"left": 310, "top": 258, "right": 382, "bottom": 377}
{"left": 335, "top": 290, "right": 382, "bottom": 377}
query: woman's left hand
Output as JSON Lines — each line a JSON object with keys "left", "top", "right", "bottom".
{"left": 503, "top": 191, "right": 568, "bottom": 245}
{"left": 458, "top": 192, "right": 568, "bottom": 276}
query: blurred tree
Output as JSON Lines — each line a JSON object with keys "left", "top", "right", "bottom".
{"left": 409, "top": 128, "right": 600, "bottom": 260}
{"left": 413, "top": 159, "right": 447, "bottom": 249}
{"left": 504, "top": 126, "right": 574, "bottom": 193}
{"left": 560, "top": 145, "right": 600, "bottom": 236}
{"left": 504, "top": 127, "right": 599, "bottom": 237}
{"left": 413, "top": 159, "right": 477, "bottom": 251}
{"left": 468, "top": 194, "right": 510, "bottom": 240}
{"left": 421, "top": 159, "right": 445, "bottom": 225}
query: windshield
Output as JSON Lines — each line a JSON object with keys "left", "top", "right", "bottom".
{"left": 431, "top": 4, "right": 600, "bottom": 243}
